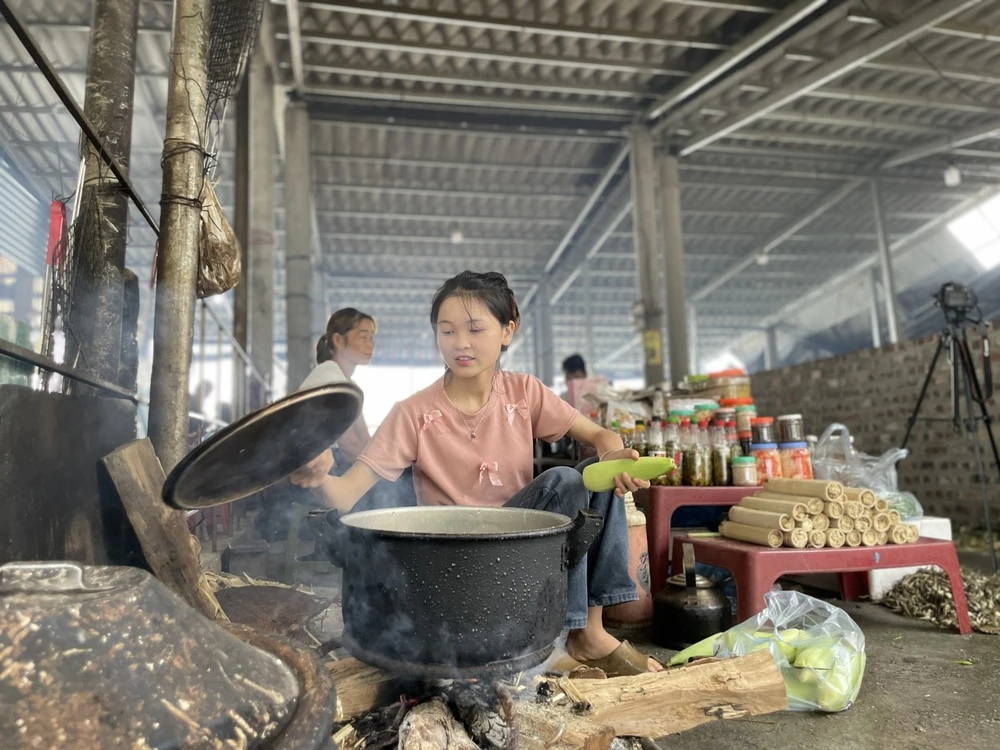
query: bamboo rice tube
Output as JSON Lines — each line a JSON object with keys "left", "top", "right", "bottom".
{"left": 740, "top": 497, "right": 808, "bottom": 521}
{"left": 877, "top": 531, "right": 888, "bottom": 545}
{"left": 826, "top": 528, "right": 846, "bottom": 549}
{"left": 873, "top": 513, "right": 891, "bottom": 532}
{"left": 845, "top": 500, "right": 863, "bottom": 519}
{"left": 810, "top": 513, "right": 830, "bottom": 532}
{"left": 720, "top": 521, "right": 782, "bottom": 548}
{"left": 795, "top": 518, "right": 814, "bottom": 532}
{"left": 823, "top": 501, "right": 845, "bottom": 519}
{"left": 763, "top": 478, "right": 843, "bottom": 501}
{"left": 853, "top": 515, "right": 873, "bottom": 533}
{"left": 808, "top": 530, "right": 826, "bottom": 548}
{"left": 875, "top": 499, "right": 889, "bottom": 512}
{"left": 754, "top": 491, "right": 824, "bottom": 515}
{"left": 846, "top": 530, "right": 862, "bottom": 548}
{"left": 889, "top": 525, "right": 909, "bottom": 545}
{"left": 905, "top": 524, "right": 920, "bottom": 543}
{"left": 861, "top": 529, "right": 880, "bottom": 547}
{"left": 833, "top": 516, "right": 854, "bottom": 532}
{"left": 728, "top": 506, "right": 794, "bottom": 532}
{"left": 888, "top": 509, "right": 901, "bottom": 525}
{"left": 843, "top": 487, "right": 877, "bottom": 508}
{"left": 783, "top": 529, "right": 809, "bottom": 549}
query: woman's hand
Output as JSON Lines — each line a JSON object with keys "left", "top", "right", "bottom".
{"left": 600, "top": 448, "right": 651, "bottom": 498}
{"left": 290, "top": 449, "right": 335, "bottom": 488}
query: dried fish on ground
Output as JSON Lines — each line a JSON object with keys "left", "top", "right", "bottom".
{"left": 881, "top": 568, "right": 1000, "bottom": 634}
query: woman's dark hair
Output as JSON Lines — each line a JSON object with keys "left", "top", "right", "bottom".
{"left": 316, "top": 308, "right": 376, "bottom": 364}
{"left": 430, "top": 271, "right": 521, "bottom": 351}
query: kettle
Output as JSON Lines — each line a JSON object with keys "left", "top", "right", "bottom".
{"left": 652, "top": 543, "right": 733, "bottom": 650}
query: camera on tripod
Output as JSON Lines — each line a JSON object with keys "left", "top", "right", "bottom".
{"left": 934, "top": 282, "right": 980, "bottom": 326}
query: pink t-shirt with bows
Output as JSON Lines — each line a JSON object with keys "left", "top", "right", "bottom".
{"left": 357, "top": 371, "right": 580, "bottom": 506}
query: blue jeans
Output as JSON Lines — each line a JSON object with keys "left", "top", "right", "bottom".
{"left": 504, "top": 460, "right": 637, "bottom": 630}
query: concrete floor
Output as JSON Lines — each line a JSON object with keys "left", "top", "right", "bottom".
{"left": 639, "top": 602, "right": 1000, "bottom": 750}
{"left": 212, "top": 521, "right": 1000, "bottom": 749}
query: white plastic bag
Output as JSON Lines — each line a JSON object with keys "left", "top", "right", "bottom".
{"left": 812, "top": 423, "right": 922, "bottom": 520}
{"left": 714, "top": 590, "right": 867, "bottom": 712}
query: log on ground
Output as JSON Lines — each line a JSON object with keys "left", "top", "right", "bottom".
{"left": 565, "top": 650, "right": 787, "bottom": 739}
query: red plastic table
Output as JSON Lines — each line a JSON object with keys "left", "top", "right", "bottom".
{"left": 670, "top": 535, "right": 972, "bottom": 635}
{"left": 639, "top": 486, "right": 748, "bottom": 594}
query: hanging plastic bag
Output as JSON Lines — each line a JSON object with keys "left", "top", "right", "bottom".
{"left": 714, "top": 590, "right": 867, "bottom": 712}
{"left": 197, "top": 180, "right": 241, "bottom": 298}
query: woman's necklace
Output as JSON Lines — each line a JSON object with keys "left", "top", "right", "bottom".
{"left": 450, "top": 377, "right": 495, "bottom": 440}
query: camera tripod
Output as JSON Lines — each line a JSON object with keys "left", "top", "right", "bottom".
{"left": 902, "top": 320, "right": 998, "bottom": 573}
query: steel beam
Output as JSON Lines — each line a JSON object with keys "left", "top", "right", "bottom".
{"left": 646, "top": 0, "right": 828, "bottom": 121}
{"left": 289, "top": 0, "right": 727, "bottom": 49}
{"left": 285, "top": 31, "right": 688, "bottom": 77}
{"left": 868, "top": 268, "right": 882, "bottom": 348}
{"left": 881, "top": 118, "right": 1000, "bottom": 169}
{"left": 679, "top": 0, "right": 984, "bottom": 156}
{"left": 316, "top": 210, "right": 569, "bottom": 226}
{"left": 313, "top": 183, "right": 586, "bottom": 201}
{"left": 300, "top": 83, "right": 635, "bottom": 117}
{"left": 309, "top": 117, "right": 625, "bottom": 144}
{"left": 284, "top": 0, "right": 305, "bottom": 90}
{"left": 310, "top": 153, "right": 602, "bottom": 175}
{"left": 299, "top": 62, "right": 648, "bottom": 99}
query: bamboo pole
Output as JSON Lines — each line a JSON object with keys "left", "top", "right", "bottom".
{"left": 740, "top": 497, "right": 808, "bottom": 521}
{"left": 783, "top": 529, "right": 808, "bottom": 549}
{"left": 795, "top": 518, "right": 814, "bottom": 532}
{"left": 833, "top": 516, "right": 854, "bottom": 532}
{"left": 823, "top": 501, "right": 845, "bottom": 519}
{"left": 845, "top": 501, "right": 863, "bottom": 519}
{"left": 843, "top": 487, "right": 876, "bottom": 508}
{"left": 877, "top": 531, "right": 888, "bottom": 545}
{"left": 888, "top": 509, "right": 901, "bottom": 525}
{"left": 810, "top": 513, "right": 830, "bottom": 532}
{"left": 861, "top": 529, "right": 880, "bottom": 547}
{"left": 846, "top": 530, "right": 862, "bottom": 547}
{"left": 755, "top": 491, "right": 824, "bottom": 515}
{"left": 873, "top": 513, "right": 891, "bottom": 532}
{"left": 148, "top": 0, "right": 211, "bottom": 473}
{"left": 808, "top": 530, "right": 826, "bottom": 548}
{"left": 905, "top": 524, "right": 920, "bottom": 543}
{"left": 826, "top": 529, "right": 846, "bottom": 548}
{"left": 875, "top": 499, "right": 889, "bottom": 512}
{"left": 853, "top": 515, "right": 873, "bottom": 533}
{"left": 720, "top": 521, "right": 782, "bottom": 548}
{"left": 889, "top": 525, "right": 909, "bottom": 544}
{"left": 728, "top": 506, "right": 794, "bottom": 532}
{"left": 763, "top": 478, "right": 843, "bottom": 501}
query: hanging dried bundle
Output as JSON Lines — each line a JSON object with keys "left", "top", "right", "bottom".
{"left": 882, "top": 568, "right": 1000, "bottom": 634}
{"left": 197, "top": 179, "right": 241, "bottom": 298}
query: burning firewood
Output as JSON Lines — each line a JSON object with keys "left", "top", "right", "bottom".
{"left": 398, "top": 698, "right": 480, "bottom": 750}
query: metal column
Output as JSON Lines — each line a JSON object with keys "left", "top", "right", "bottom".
{"left": 534, "top": 278, "right": 555, "bottom": 386}
{"left": 248, "top": 46, "right": 276, "bottom": 404}
{"left": 687, "top": 302, "right": 699, "bottom": 375}
{"left": 626, "top": 126, "right": 663, "bottom": 387}
{"left": 64, "top": 0, "right": 140, "bottom": 389}
{"left": 868, "top": 268, "right": 883, "bottom": 349}
{"left": 871, "top": 179, "right": 901, "bottom": 344}
{"left": 148, "top": 0, "right": 210, "bottom": 472}
{"left": 658, "top": 150, "right": 690, "bottom": 386}
{"left": 232, "top": 76, "right": 250, "bottom": 418}
{"left": 765, "top": 327, "right": 779, "bottom": 371}
{"left": 283, "top": 98, "right": 313, "bottom": 389}
{"left": 582, "top": 261, "right": 595, "bottom": 371}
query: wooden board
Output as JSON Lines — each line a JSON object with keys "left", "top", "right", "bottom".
{"left": 326, "top": 657, "right": 406, "bottom": 721}
{"left": 566, "top": 650, "right": 787, "bottom": 739}
{"left": 100, "top": 438, "right": 222, "bottom": 620}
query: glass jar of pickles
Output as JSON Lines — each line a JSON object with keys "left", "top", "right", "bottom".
{"left": 750, "top": 443, "right": 782, "bottom": 485}
{"left": 778, "top": 441, "right": 814, "bottom": 480}
{"left": 732, "top": 456, "right": 758, "bottom": 487}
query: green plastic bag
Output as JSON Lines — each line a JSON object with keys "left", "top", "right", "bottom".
{"left": 714, "top": 591, "right": 867, "bottom": 713}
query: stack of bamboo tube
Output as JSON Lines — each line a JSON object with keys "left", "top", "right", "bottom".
{"left": 720, "top": 478, "right": 920, "bottom": 549}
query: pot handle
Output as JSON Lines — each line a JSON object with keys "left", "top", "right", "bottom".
{"left": 305, "top": 509, "right": 347, "bottom": 568}
{"left": 566, "top": 509, "right": 604, "bottom": 568}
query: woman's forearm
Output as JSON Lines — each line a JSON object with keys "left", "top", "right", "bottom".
{"left": 311, "top": 461, "right": 379, "bottom": 513}
{"left": 592, "top": 428, "right": 624, "bottom": 458}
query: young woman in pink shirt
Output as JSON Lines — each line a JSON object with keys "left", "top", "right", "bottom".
{"left": 292, "top": 271, "right": 661, "bottom": 675}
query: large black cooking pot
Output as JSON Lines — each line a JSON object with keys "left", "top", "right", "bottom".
{"left": 309, "top": 506, "right": 602, "bottom": 676}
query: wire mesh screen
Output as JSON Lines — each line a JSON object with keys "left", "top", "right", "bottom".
{"left": 207, "top": 0, "right": 266, "bottom": 115}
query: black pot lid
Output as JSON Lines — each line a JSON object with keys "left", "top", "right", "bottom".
{"left": 163, "top": 382, "right": 363, "bottom": 509}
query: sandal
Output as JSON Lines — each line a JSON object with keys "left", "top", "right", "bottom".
{"left": 573, "top": 640, "right": 663, "bottom": 677}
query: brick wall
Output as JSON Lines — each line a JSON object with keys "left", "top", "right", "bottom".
{"left": 750, "top": 326, "right": 1000, "bottom": 525}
